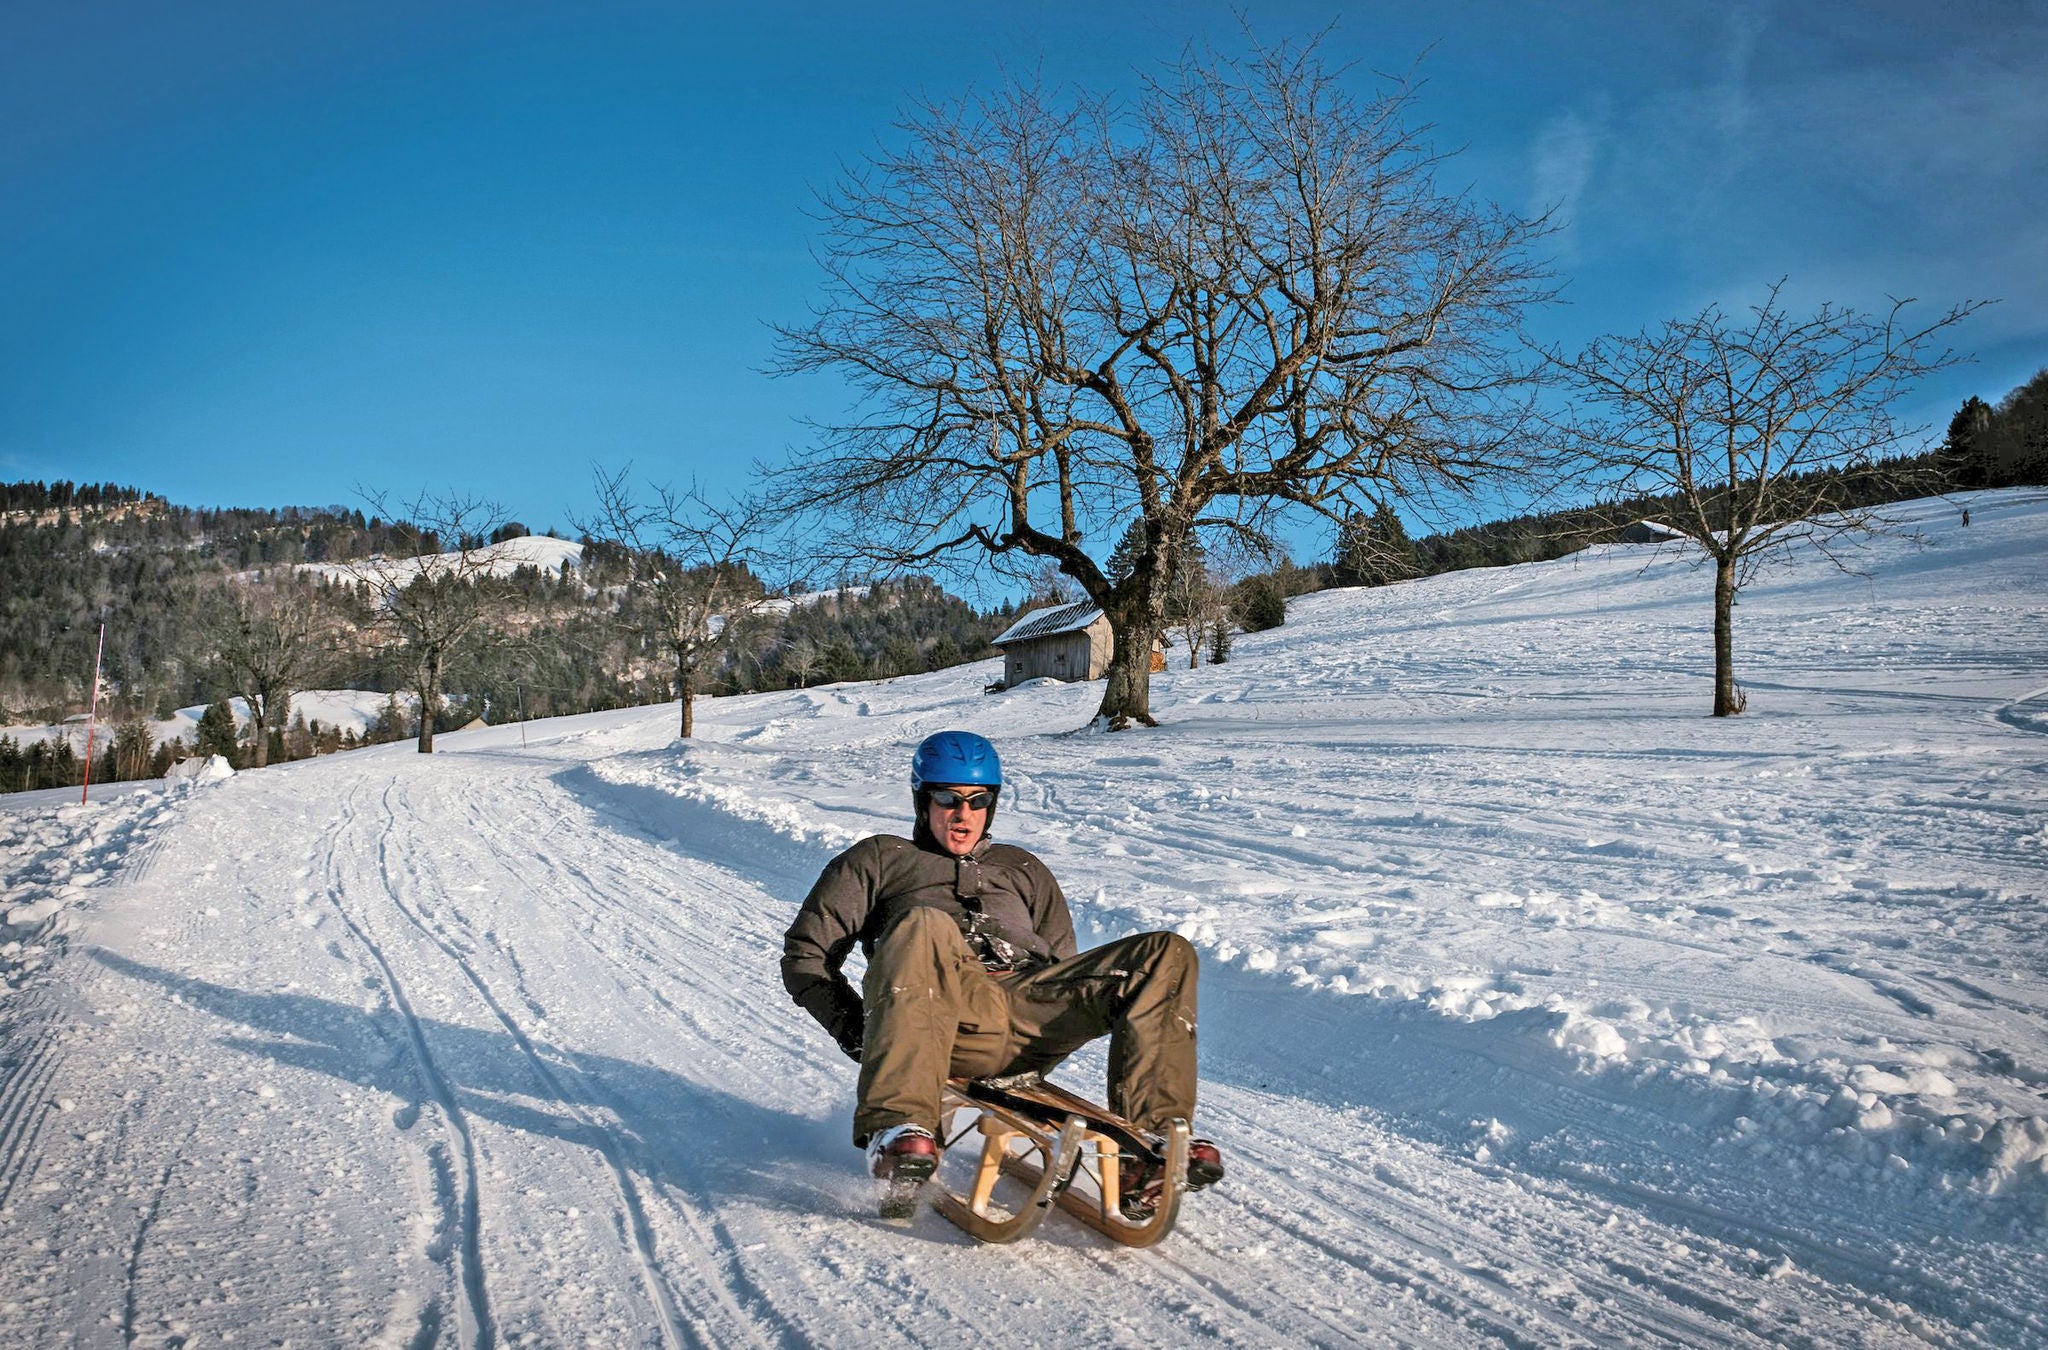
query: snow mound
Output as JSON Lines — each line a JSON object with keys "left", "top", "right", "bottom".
{"left": 165, "top": 754, "right": 234, "bottom": 783}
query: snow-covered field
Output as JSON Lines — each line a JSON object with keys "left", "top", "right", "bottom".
{"left": 0, "top": 490, "right": 2042, "bottom": 1347}
{"left": 298, "top": 532, "right": 584, "bottom": 589}
{"left": 4, "top": 691, "right": 403, "bottom": 758}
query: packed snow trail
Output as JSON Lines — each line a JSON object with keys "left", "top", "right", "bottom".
{"left": 10, "top": 736, "right": 2024, "bottom": 1349}
{"left": 1, "top": 490, "right": 2044, "bottom": 1346}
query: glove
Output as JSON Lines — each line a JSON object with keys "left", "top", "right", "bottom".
{"left": 797, "top": 984, "right": 864, "bottom": 1064}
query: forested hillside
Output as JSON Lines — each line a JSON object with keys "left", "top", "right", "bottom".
{"left": 0, "top": 487, "right": 1016, "bottom": 791}
{"left": 0, "top": 494, "right": 464, "bottom": 719}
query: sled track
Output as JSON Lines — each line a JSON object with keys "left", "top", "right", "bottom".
{"left": 324, "top": 782, "right": 497, "bottom": 1350}
{"left": 343, "top": 776, "right": 786, "bottom": 1350}
{"left": 1193, "top": 1101, "right": 1771, "bottom": 1348}
{"left": 433, "top": 777, "right": 794, "bottom": 1348}
{"left": 1993, "top": 685, "right": 2048, "bottom": 735}
{"left": 0, "top": 992, "right": 62, "bottom": 1214}
{"left": 116, "top": 818, "right": 176, "bottom": 886}
{"left": 1543, "top": 1161, "right": 2018, "bottom": 1343}
{"left": 119, "top": 1157, "right": 179, "bottom": 1346}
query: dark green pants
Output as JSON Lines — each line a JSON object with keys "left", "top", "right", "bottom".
{"left": 854, "top": 906, "right": 1199, "bottom": 1143}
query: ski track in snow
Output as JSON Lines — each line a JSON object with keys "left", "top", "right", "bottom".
{"left": 0, "top": 489, "right": 2044, "bottom": 1346}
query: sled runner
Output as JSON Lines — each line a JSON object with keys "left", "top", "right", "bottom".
{"left": 924, "top": 1075, "right": 1193, "bottom": 1247}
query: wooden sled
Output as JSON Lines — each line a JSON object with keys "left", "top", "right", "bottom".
{"left": 930, "top": 1076, "right": 1192, "bottom": 1248}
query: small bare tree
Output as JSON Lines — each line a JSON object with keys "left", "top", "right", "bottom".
{"left": 1163, "top": 568, "right": 1217, "bottom": 670}
{"left": 586, "top": 469, "right": 774, "bottom": 738}
{"left": 780, "top": 637, "right": 822, "bottom": 690}
{"left": 341, "top": 492, "right": 511, "bottom": 753}
{"left": 1552, "top": 283, "right": 1988, "bottom": 715}
{"left": 1151, "top": 533, "right": 1226, "bottom": 670}
{"left": 109, "top": 715, "right": 156, "bottom": 781}
{"left": 194, "top": 574, "right": 335, "bottom": 767}
{"left": 773, "top": 36, "right": 1553, "bottom": 729}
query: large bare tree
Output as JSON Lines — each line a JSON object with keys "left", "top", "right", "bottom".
{"left": 194, "top": 573, "right": 335, "bottom": 768}
{"left": 1551, "top": 283, "right": 1987, "bottom": 715}
{"left": 585, "top": 469, "right": 776, "bottom": 739}
{"left": 772, "top": 38, "right": 1552, "bottom": 727}
{"left": 340, "top": 493, "right": 511, "bottom": 753}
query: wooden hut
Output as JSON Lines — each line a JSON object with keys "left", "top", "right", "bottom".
{"left": 991, "top": 602, "right": 1115, "bottom": 685}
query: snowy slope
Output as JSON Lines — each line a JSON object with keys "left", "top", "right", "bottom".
{"left": 300, "top": 533, "right": 584, "bottom": 589}
{"left": 6, "top": 691, "right": 409, "bottom": 758}
{"left": 1, "top": 490, "right": 2043, "bottom": 1347}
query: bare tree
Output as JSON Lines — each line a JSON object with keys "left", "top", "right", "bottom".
{"left": 194, "top": 573, "right": 335, "bottom": 767}
{"left": 772, "top": 36, "right": 1553, "bottom": 728}
{"left": 340, "top": 492, "right": 511, "bottom": 753}
{"left": 780, "top": 637, "right": 821, "bottom": 690}
{"left": 1551, "top": 283, "right": 1988, "bottom": 715}
{"left": 585, "top": 469, "right": 775, "bottom": 739}
{"left": 109, "top": 715, "right": 156, "bottom": 781}
{"left": 1175, "top": 531, "right": 1274, "bottom": 669}
{"left": 1161, "top": 556, "right": 1225, "bottom": 669}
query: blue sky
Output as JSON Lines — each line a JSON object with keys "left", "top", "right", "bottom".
{"left": 3, "top": 1, "right": 2042, "bottom": 547}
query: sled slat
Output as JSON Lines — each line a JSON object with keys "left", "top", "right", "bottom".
{"left": 932, "top": 1079, "right": 1193, "bottom": 1247}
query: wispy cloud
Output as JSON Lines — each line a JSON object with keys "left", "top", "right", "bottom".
{"left": 1553, "top": 4, "right": 2048, "bottom": 337}
{"left": 1527, "top": 109, "right": 1603, "bottom": 256}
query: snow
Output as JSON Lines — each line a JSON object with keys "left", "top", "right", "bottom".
{"left": 163, "top": 754, "right": 234, "bottom": 784}
{"left": 6, "top": 691, "right": 405, "bottom": 757}
{"left": 161, "top": 689, "right": 406, "bottom": 743}
{"left": 752, "top": 584, "right": 873, "bottom": 617}
{"left": 0, "top": 488, "right": 2043, "bottom": 1346}
{"left": 300, "top": 532, "right": 584, "bottom": 589}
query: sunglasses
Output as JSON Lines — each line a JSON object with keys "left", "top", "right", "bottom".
{"left": 927, "top": 787, "right": 997, "bottom": 811}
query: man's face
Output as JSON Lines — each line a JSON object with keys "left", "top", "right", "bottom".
{"left": 925, "top": 784, "right": 995, "bottom": 857}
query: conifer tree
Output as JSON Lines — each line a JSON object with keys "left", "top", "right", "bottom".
{"left": 196, "top": 700, "right": 239, "bottom": 766}
{"left": 1945, "top": 396, "right": 1995, "bottom": 486}
{"left": 1333, "top": 504, "right": 1418, "bottom": 587}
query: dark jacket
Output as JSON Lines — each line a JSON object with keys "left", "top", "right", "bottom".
{"left": 781, "top": 833, "right": 1078, "bottom": 1049}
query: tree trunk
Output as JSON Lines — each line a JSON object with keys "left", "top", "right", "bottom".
{"left": 417, "top": 659, "right": 440, "bottom": 753}
{"left": 1712, "top": 557, "right": 1742, "bottom": 717}
{"left": 1090, "top": 551, "right": 1167, "bottom": 730}
{"left": 248, "top": 697, "right": 270, "bottom": 768}
{"left": 677, "top": 658, "right": 695, "bottom": 739}
{"left": 1094, "top": 614, "right": 1158, "bottom": 729}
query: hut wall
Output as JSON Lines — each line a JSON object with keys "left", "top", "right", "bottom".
{"left": 1005, "top": 629, "right": 1111, "bottom": 684}
{"left": 1082, "top": 617, "right": 1115, "bottom": 679}
{"left": 998, "top": 616, "right": 1122, "bottom": 684}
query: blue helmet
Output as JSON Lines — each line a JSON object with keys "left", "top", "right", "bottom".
{"left": 910, "top": 731, "right": 1002, "bottom": 792}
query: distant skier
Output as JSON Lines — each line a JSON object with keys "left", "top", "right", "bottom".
{"left": 781, "top": 730, "right": 1223, "bottom": 1219}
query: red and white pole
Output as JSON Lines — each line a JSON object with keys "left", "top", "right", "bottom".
{"left": 80, "top": 622, "right": 105, "bottom": 804}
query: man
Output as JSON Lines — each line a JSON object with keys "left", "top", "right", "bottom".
{"left": 781, "top": 730, "right": 1224, "bottom": 1219}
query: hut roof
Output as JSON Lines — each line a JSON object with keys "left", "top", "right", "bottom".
{"left": 991, "top": 601, "right": 1105, "bottom": 646}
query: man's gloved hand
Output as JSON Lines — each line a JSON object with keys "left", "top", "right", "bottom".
{"left": 797, "top": 984, "right": 865, "bottom": 1064}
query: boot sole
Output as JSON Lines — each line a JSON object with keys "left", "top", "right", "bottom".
{"left": 876, "top": 1155, "right": 938, "bottom": 1220}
